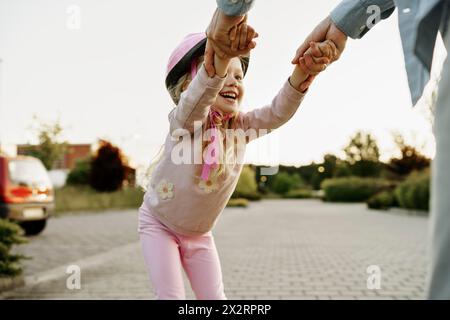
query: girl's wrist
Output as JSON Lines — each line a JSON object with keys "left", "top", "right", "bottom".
{"left": 290, "top": 65, "right": 309, "bottom": 91}
{"left": 214, "top": 55, "right": 230, "bottom": 78}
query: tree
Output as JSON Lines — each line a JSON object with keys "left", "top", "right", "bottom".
{"left": 343, "top": 131, "right": 381, "bottom": 177}
{"left": 388, "top": 134, "right": 430, "bottom": 177}
{"left": 90, "top": 140, "right": 126, "bottom": 192}
{"left": 27, "top": 116, "right": 68, "bottom": 170}
{"left": 344, "top": 131, "right": 380, "bottom": 163}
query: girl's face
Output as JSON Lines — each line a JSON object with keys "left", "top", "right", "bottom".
{"left": 213, "top": 57, "right": 245, "bottom": 115}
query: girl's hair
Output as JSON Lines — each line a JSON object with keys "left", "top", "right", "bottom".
{"left": 142, "top": 55, "right": 243, "bottom": 189}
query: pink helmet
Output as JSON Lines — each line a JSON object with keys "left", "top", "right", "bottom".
{"left": 165, "top": 32, "right": 250, "bottom": 94}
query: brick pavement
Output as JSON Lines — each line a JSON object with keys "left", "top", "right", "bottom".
{"left": 1, "top": 200, "right": 428, "bottom": 300}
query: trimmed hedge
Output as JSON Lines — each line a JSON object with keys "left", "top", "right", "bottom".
{"left": 272, "top": 172, "right": 302, "bottom": 195}
{"left": 283, "top": 189, "right": 313, "bottom": 199}
{"left": 322, "top": 177, "right": 393, "bottom": 202}
{"left": 367, "top": 190, "right": 397, "bottom": 210}
{"left": 395, "top": 170, "right": 430, "bottom": 211}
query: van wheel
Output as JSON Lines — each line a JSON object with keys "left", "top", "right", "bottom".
{"left": 20, "top": 219, "right": 47, "bottom": 236}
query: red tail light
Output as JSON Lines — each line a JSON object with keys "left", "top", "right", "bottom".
{"left": 3, "top": 187, "right": 53, "bottom": 203}
{"left": 10, "top": 186, "right": 33, "bottom": 197}
{"left": 4, "top": 186, "right": 32, "bottom": 203}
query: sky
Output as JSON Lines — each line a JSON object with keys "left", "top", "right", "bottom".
{"left": 0, "top": 0, "right": 446, "bottom": 170}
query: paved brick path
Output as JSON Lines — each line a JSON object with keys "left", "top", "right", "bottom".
{"left": 1, "top": 200, "right": 428, "bottom": 300}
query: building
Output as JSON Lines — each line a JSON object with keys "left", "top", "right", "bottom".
{"left": 17, "top": 144, "right": 92, "bottom": 170}
{"left": 17, "top": 143, "right": 136, "bottom": 187}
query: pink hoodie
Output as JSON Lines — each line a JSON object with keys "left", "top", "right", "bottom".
{"left": 143, "top": 65, "right": 306, "bottom": 236}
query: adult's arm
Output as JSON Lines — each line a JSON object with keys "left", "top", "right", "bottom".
{"left": 216, "top": 0, "right": 254, "bottom": 16}
{"left": 205, "top": 1, "right": 257, "bottom": 77}
{"left": 293, "top": 0, "right": 396, "bottom": 75}
{"left": 331, "top": 0, "right": 396, "bottom": 39}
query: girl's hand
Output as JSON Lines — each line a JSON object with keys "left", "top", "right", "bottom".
{"left": 291, "top": 40, "right": 336, "bottom": 92}
{"left": 291, "top": 16, "right": 347, "bottom": 66}
{"left": 298, "top": 40, "right": 337, "bottom": 76}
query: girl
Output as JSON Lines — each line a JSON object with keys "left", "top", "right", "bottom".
{"left": 138, "top": 31, "right": 336, "bottom": 300}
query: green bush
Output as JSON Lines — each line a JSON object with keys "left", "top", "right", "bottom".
{"left": 226, "top": 198, "right": 249, "bottom": 208}
{"left": 322, "top": 177, "right": 393, "bottom": 202}
{"left": 232, "top": 166, "right": 261, "bottom": 200}
{"left": 271, "top": 172, "right": 302, "bottom": 195}
{"left": 283, "top": 189, "right": 313, "bottom": 199}
{"left": 0, "top": 219, "right": 28, "bottom": 277}
{"left": 367, "top": 190, "right": 397, "bottom": 210}
{"left": 67, "top": 158, "right": 91, "bottom": 185}
{"left": 395, "top": 170, "right": 430, "bottom": 211}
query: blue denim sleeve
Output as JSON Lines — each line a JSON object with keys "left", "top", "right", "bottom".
{"left": 216, "top": 0, "right": 254, "bottom": 16}
{"left": 330, "top": 0, "right": 396, "bottom": 39}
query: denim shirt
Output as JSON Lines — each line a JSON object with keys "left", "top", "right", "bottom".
{"left": 330, "top": 0, "right": 449, "bottom": 105}
{"left": 216, "top": 0, "right": 448, "bottom": 106}
{"left": 216, "top": 0, "right": 254, "bottom": 16}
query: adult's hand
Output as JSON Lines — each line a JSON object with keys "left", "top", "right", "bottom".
{"left": 205, "top": 9, "right": 258, "bottom": 77}
{"left": 292, "top": 16, "right": 347, "bottom": 75}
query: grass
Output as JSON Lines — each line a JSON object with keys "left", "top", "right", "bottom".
{"left": 226, "top": 198, "right": 249, "bottom": 208}
{"left": 56, "top": 185, "right": 250, "bottom": 214}
{"left": 54, "top": 185, "right": 144, "bottom": 214}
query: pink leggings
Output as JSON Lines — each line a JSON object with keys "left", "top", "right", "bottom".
{"left": 138, "top": 204, "right": 227, "bottom": 300}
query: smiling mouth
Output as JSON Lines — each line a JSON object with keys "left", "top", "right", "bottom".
{"left": 219, "top": 91, "right": 238, "bottom": 102}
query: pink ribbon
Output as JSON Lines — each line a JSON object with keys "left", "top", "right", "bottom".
{"left": 189, "top": 59, "right": 234, "bottom": 181}
{"left": 190, "top": 59, "right": 198, "bottom": 80}
{"left": 200, "top": 110, "right": 233, "bottom": 181}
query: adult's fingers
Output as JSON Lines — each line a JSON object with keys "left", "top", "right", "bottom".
{"left": 309, "top": 42, "right": 323, "bottom": 58}
{"left": 328, "top": 23, "right": 348, "bottom": 62}
{"left": 325, "top": 40, "right": 338, "bottom": 58}
{"left": 292, "top": 16, "right": 334, "bottom": 64}
{"left": 298, "top": 57, "right": 311, "bottom": 74}
{"left": 230, "top": 25, "right": 238, "bottom": 42}
{"left": 302, "top": 54, "right": 324, "bottom": 75}
{"left": 231, "top": 24, "right": 242, "bottom": 51}
{"left": 239, "top": 23, "right": 248, "bottom": 50}
{"left": 245, "top": 26, "right": 257, "bottom": 50}
{"left": 292, "top": 38, "right": 312, "bottom": 65}
{"left": 204, "top": 40, "right": 216, "bottom": 77}
{"left": 315, "top": 57, "right": 330, "bottom": 65}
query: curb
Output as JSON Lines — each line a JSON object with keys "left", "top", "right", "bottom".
{"left": 385, "top": 208, "right": 429, "bottom": 217}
